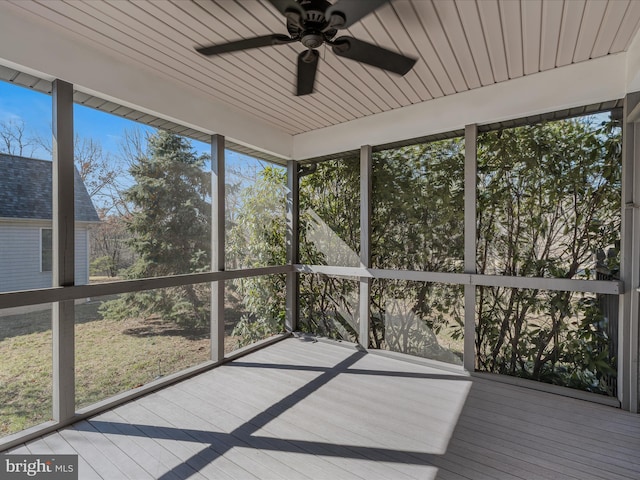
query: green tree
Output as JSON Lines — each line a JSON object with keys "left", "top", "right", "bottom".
{"left": 298, "top": 158, "right": 361, "bottom": 341}
{"left": 226, "top": 158, "right": 363, "bottom": 345}
{"left": 372, "top": 139, "right": 464, "bottom": 272}
{"left": 220, "top": 115, "right": 622, "bottom": 394}
{"left": 226, "top": 166, "right": 287, "bottom": 346}
{"left": 101, "top": 131, "right": 211, "bottom": 327}
{"left": 475, "top": 116, "right": 621, "bottom": 394}
{"left": 90, "top": 208, "right": 135, "bottom": 278}
{"left": 371, "top": 138, "right": 465, "bottom": 355}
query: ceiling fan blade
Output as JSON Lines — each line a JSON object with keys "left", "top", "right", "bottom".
{"left": 297, "top": 50, "right": 319, "bottom": 96}
{"left": 267, "top": 0, "right": 305, "bottom": 17}
{"left": 326, "top": 0, "right": 389, "bottom": 29}
{"left": 196, "top": 34, "right": 294, "bottom": 56}
{"left": 331, "top": 36, "right": 416, "bottom": 75}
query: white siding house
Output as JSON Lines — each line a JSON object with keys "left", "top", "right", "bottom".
{"left": 0, "top": 154, "right": 99, "bottom": 293}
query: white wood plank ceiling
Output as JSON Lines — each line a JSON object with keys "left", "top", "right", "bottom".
{"left": 6, "top": 0, "right": 640, "bottom": 137}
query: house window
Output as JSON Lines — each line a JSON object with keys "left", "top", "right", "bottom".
{"left": 41, "top": 228, "right": 52, "bottom": 272}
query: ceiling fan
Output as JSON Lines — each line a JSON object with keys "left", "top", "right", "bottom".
{"left": 195, "top": 0, "right": 417, "bottom": 96}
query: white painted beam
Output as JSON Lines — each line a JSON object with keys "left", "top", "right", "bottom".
{"left": 0, "top": 266, "right": 292, "bottom": 310}
{"left": 293, "top": 265, "right": 622, "bottom": 295}
{"left": 286, "top": 160, "right": 299, "bottom": 332}
{"left": 463, "top": 125, "right": 477, "bottom": 373}
{"left": 620, "top": 92, "right": 640, "bottom": 411}
{"left": 0, "top": 2, "right": 292, "bottom": 160}
{"left": 626, "top": 27, "right": 640, "bottom": 94}
{"left": 51, "top": 79, "right": 75, "bottom": 423}
{"left": 628, "top": 102, "right": 640, "bottom": 124}
{"left": 293, "top": 54, "right": 627, "bottom": 160}
{"left": 359, "top": 145, "right": 372, "bottom": 348}
{"left": 211, "top": 134, "right": 225, "bottom": 362}
{"left": 633, "top": 121, "right": 640, "bottom": 413}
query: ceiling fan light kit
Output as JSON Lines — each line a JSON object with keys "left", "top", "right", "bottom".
{"left": 195, "top": 0, "right": 417, "bottom": 96}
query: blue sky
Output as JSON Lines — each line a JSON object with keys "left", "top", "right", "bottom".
{"left": 0, "top": 80, "right": 264, "bottom": 170}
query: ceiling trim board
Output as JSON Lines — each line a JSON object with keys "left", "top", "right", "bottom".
{"left": 292, "top": 52, "right": 627, "bottom": 160}
{"left": 626, "top": 24, "right": 640, "bottom": 93}
{"left": 0, "top": 1, "right": 292, "bottom": 160}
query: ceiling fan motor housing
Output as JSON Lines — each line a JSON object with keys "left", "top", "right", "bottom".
{"left": 287, "top": 0, "right": 339, "bottom": 49}
{"left": 301, "top": 33, "right": 324, "bottom": 49}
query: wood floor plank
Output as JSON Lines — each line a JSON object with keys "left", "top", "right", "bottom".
{"left": 176, "top": 370, "right": 425, "bottom": 480}
{"left": 71, "top": 420, "right": 155, "bottom": 479}
{"left": 214, "top": 356, "right": 467, "bottom": 450}
{"left": 112, "top": 403, "right": 233, "bottom": 480}
{"left": 181, "top": 362, "right": 445, "bottom": 480}
{"left": 93, "top": 409, "right": 202, "bottom": 480}
{"left": 203, "top": 362, "right": 510, "bottom": 479}
{"left": 6, "top": 444, "right": 29, "bottom": 454}
{"left": 23, "top": 437, "right": 55, "bottom": 455}
{"left": 208, "top": 342, "right": 640, "bottom": 480}
{"left": 58, "top": 427, "right": 130, "bottom": 479}
{"left": 136, "top": 394, "right": 311, "bottom": 480}
{"left": 453, "top": 421, "right": 639, "bottom": 480}
{"left": 38, "top": 432, "right": 102, "bottom": 479}
{"left": 153, "top": 387, "right": 369, "bottom": 480}
{"left": 462, "top": 396, "right": 640, "bottom": 454}
{"left": 459, "top": 412, "right": 640, "bottom": 471}
{"left": 468, "top": 379, "right": 640, "bottom": 435}
{"left": 160, "top": 374, "right": 425, "bottom": 480}
{"left": 13, "top": 338, "right": 640, "bottom": 480}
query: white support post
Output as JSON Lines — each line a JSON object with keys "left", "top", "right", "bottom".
{"left": 620, "top": 92, "right": 640, "bottom": 412}
{"left": 286, "top": 160, "right": 299, "bottom": 332}
{"left": 633, "top": 121, "right": 640, "bottom": 413}
{"left": 464, "top": 124, "right": 478, "bottom": 373}
{"left": 359, "top": 145, "right": 372, "bottom": 348}
{"left": 52, "top": 79, "right": 75, "bottom": 422}
{"left": 211, "top": 134, "right": 225, "bottom": 362}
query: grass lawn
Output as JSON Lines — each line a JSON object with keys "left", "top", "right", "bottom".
{"left": 1, "top": 298, "right": 242, "bottom": 438}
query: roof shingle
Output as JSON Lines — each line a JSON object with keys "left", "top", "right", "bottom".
{"left": 0, "top": 154, "right": 100, "bottom": 222}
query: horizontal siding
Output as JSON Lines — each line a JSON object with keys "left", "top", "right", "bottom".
{"left": 0, "top": 223, "right": 91, "bottom": 293}
{"left": 0, "top": 223, "right": 52, "bottom": 293}
{"left": 75, "top": 228, "right": 89, "bottom": 286}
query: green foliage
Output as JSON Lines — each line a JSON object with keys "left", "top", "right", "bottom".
{"left": 90, "top": 255, "right": 116, "bottom": 277}
{"left": 227, "top": 166, "right": 287, "bottom": 268}
{"left": 298, "top": 158, "right": 361, "bottom": 340}
{"left": 299, "top": 158, "right": 360, "bottom": 265}
{"left": 226, "top": 166, "right": 287, "bottom": 348}
{"left": 228, "top": 158, "right": 363, "bottom": 345}
{"left": 230, "top": 275, "right": 287, "bottom": 347}
{"left": 477, "top": 118, "right": 621, "bottom": 279}
{"left": 100, "top": 131, "right": 211, "bottom": 327}
{"left": 220, "top": 114, "right": 621, "bottom": 395}
{"left": 284, "top": 141, "right": 463, "bottom": 348}
{"left": 299, "top": 274, "right": 359, "bottom": 341}
{"left": 124, "top": 131, "right": 211, "bottom": 276}
{"left": 475, "top": 116, "right": 621, "bottom": 395}
{"left": 371, "top": 139, "right": 465, "bottom": 350}
{"left": 372, "top": 281, "right": 464, "bottom": 364}
{"left": 372, "top": 139, "right": 465, "bottom": 272}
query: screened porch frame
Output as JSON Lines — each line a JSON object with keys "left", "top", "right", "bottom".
{"left": 0, "top": 78, "right": 638, "bottom": 453}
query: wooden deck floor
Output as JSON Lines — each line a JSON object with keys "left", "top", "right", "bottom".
{"left": 9, "top": 337, "right": 640, "bottom": 479}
